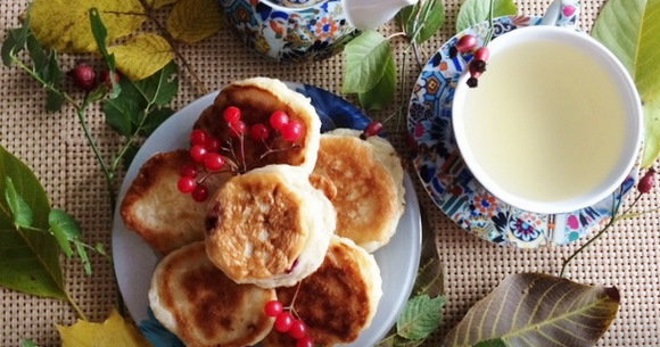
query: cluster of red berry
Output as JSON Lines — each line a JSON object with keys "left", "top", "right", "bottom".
{"left": 359, "top": 121, "right": 383, "bottom": 140}
{"left": 176, "top": 107, "right": 304, "bottom": 202}
{"left": 68, "top": 63, "right": 119, "bottom": 92}
{"left": 264, "top": 300, "right": 314, "bottom": 347}
{"left": 450, "top": 34, "right": 491, "bottom": 88}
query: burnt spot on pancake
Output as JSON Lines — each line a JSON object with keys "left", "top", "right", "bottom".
{"left": 271, "top": 240, "right": 373, "bottom": 345}
{"left": 150, "top": 242, "right": 276, "bottom": 347}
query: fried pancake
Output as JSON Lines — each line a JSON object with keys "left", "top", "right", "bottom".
{"left": 262, "top": 236, "right": 382, "bottom": 346}
{"left": 205, "top": 164, "right": 336, "bottom": 288}
{"left": 194, "top": 77, "right": 321, "bottom": 174}
{"left": 120, "top": 150, "right": 231, "bottom": 254}
{"left": 313, "top": 128, "right": 405, "bottom": 252}
{"left": 149, "top": 242, "right": 276, "bottom": 347}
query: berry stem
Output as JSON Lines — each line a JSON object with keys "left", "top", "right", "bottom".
{"left": 485, "top": 0, "right": 496, "bottom": 44}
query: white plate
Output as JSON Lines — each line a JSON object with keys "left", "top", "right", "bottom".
{"left": 112, "top": 85, "right": 422, "bottom": 346}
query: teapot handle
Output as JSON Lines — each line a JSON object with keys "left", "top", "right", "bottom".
{"left": 540, "top": 0, "right": 580, "bottom": 28}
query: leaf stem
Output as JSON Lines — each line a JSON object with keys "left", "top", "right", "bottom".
{"left": 75, "top": 95, "right": 116, "bottom": 207}
{"left": 65, "top": 289, "right": 89, "bottom": 321}
{"left": 12, "top": 58, "right": 79, "bottom": 109}
{"left": 484, "top": 0, "right": 496, "bottom": 44}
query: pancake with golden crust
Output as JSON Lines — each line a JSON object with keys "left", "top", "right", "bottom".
{"left": 149, "top": 242, "right": 276, "bottom": 347}
{"left": 205, "top": 164, "right": 336, "bottom": 288}
{"left": 194, "top": 77, "right": 321, "bottom": 174}
{"left": 262, "top": 236, "right": 382, "bottom": 346}
{"left": 313, "top": 128, "right": 405, "bottom": 252}
{"left": 120, "top": 150, "right": 231, "bottom": 254}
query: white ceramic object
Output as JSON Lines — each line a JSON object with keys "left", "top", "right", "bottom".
{"left": 342, "top": 0, "right": 418, "bottom": 30}
{"left": 452, "top": 26, "right": 643, "bottom": 215}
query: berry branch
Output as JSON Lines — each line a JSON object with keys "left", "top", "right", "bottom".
{"left": 560, "top": 169, "right": 657, "bottom": 277}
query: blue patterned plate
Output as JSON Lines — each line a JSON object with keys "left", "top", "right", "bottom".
{"left": 112, "top": 82, "right": 422, "bottom": 346}
{"left": 407, "top": 15, "right": 636, "bottom": 248}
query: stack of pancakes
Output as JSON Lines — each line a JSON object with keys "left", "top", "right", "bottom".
{"left": 120, "top": 77, "right": 406, "bottom": 346}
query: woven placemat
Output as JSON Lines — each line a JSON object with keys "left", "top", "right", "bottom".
{"left": 1, "top": 0, "right": 658, "bottom": 346}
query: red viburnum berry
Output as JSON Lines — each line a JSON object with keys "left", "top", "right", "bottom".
{"left": 191, "top": 184, "right": 209, "bottom": 202}
{"left": 69, "top": 63, "right": 97, "bottom": 91}
{"left": 638, "top": 168, "right": 656, "bottom": 194}
{"left": 361, "top": 121, "right": 383, "bottom": 139}
{"left": 455, "top": 34, "right": 477, "bottom": 53}
{"left": 223, "top": 106, "right": 242, "bottom": 123}
{"left": 264, "top": 300, "right": 283, "bottom": 317}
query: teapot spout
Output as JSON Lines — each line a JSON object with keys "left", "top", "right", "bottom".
{"left": 342, "top": 0, "right": 419, "bottom": 30}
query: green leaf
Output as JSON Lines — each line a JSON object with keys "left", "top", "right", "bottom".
{"left": 102, "top": 62, "right": 178, "bottom": 137}
{"left": 474, "top": 339, "right": 507, "bottom": 347}
{"left": 74, "top": 241, "right": 92, "bottom": 275}
{"left": 21, "top": 339, "right": 40, "bottom": 347}
{"left": 89, "top": 7, "right": 121, "bottom": 98}
{"left": 142, "top": 107, "right": 175, "bottom": 135}
{"left": 456, "top": 0, "right": 518, "bottom": 32}
{"left": 444, "top": 273, "right": 619, "bottom": 347}
{"left": 122, "top": 143, "right": 141, "bottom": 169}
{"left": 413, "top": 0, "right": 445, "bottom": 44}
{"left": 95, "top": 242, "right": 107, "bottom": 256}
{"left": 103, "top": 77, "right": 143, "bottom": 136}
{"left": 397, "top": 294, "right": 445, "bottom": 340}
{"left": 342, "top": 30, "right": 391, "bottom": 94}
{"left": 1, "top": 25, "right": 29, "bottom": 66}
{"left": 135, "top": 62, "right": 179, "bottom": 107}
{"left": 48, "top": 209, "right": 82, "bottom": 258}
{"left": 396, "top": 5, "right": 415, "bottom": 37}
{"left": 0, "top": 145, "right": 65, "bottom": 300}
{"left": 4, "top": 177, "right": 34, "bottom": 228}
{"left": 592, "top": 0, "right": 660, "bottom": 167}
{"left": 44, "top": 52, "right": 65, "bottom": 112}
{"left": 358, "top": 52, "right": 396, "bottom": 110}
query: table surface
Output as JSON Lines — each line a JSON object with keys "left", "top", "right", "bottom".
{"left": 1, "top": 1, "right": 658, "bottom": 346}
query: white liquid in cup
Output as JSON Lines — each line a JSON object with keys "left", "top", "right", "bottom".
{"left": 452, "top": 27, "right": 642, "bottom": 214}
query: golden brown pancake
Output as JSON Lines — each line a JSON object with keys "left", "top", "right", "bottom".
{"left": 194, "top": 77, "right": 321, "bottom": 174}
{"left": 205, "top": 164, "right": 336, "bottom": 288}
{"left": 149, "top": 242, "right": 276, "bottom": 347}
{"left": 313, "top": 128, "right": 405, "bottom": 252}
{"left": 120, "top": 150, "right": 231, "bottom": 254}
{"left": 262, "top": 236, "right": 382, "bottom": 346}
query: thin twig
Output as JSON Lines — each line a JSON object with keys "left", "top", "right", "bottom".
{"left": 136, "top": 0, "right": 209, "bottom": 97}
{"left": 560, "top": 188, "right": 625, "bottom": 277}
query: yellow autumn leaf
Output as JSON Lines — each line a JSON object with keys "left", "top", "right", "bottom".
{"left": 166, "top": 0, "right": 223, "bottom": 44}
{"left": 148, "top": 0, "right": 180, "bottom": 9}
{"left": 109, "top": 34, "right": 175, "bottom": 80}
{"left": 56, "top": 309, "right": 152, "bottom": 347}
{"left": 29, "top": 0, "right": 146, "bottom": 53}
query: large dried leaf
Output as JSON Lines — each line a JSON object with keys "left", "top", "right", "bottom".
{"left": 444, "top": 273, "right": 619, "bottom": 347}
{"left": 57, "top": 309, "right": 152, "bottom": 347}
{"left": 109, "top": 34, "right": 174, "bottom": 80}
{"left": 0, "top": 145, "right": 65, "bottom": 300}
{"left": 29, "top": 0, "right": 146, "bottom": 53}
{"left": 166, "top": 0, "right": 223, "bottom": 43}
{"left": 592, "top": 0, "right": 660, "bottom": 166}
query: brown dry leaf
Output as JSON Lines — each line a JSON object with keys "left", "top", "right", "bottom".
{"left": 166, "top": 0, "right": 223, "bottom": 44}
{"left": 56, "top": 309, "right": 152, "bottom": 347}
{"left": 109, "top": 33, "right": 174, "bottom": 80}
{"left": 29, "top": 0, "right": 146, "bottom": 53}
{"left": 444, "top": 273, "right": 620, "bottom": 347}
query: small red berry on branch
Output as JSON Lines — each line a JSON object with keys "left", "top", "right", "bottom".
{"left": 637, "top": 168, "right": 656, "bottom": 194}
{"left": 69, "top": 63, "right": 97, "bottom": 92}
{"left": 360, "top": 121, "right": 383, "bottom": 140}
{"left": 456, "top": 34, "right": 477, "bottom": 53}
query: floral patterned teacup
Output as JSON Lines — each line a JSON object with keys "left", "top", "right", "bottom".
{"left": 219, "top": 0, "right": 358, "bottom": 62}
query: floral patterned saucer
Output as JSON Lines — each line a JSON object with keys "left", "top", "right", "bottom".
{"left": 407, "top": 15, "right": 637, "bottom": 248}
